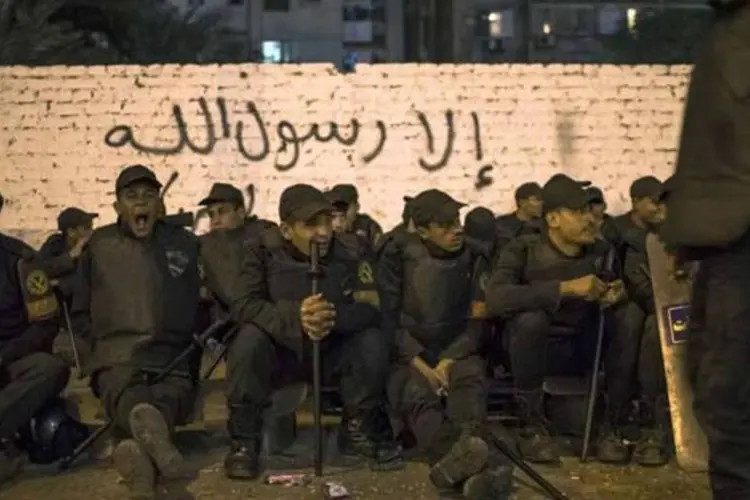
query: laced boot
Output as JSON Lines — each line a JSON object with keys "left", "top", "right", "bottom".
{"left": 596, "top": 397, "right": 630, "bottom": 464}
{"left": 516, "top": 391, "right": 559, "bottom": 463}
{"left": 427, "top": 426, "right": 490, "bottom": 492}
{"left": 338, "top": 407, "right": 404, "bottom": 470}
{"left": 224, "top": 405, "right": 263, "bottom": 480}
{"left": 633, "top": 396, "right": 670, "bottom": 466}
{"left": 462, "top": 426, "right": 515, "bottom": 500}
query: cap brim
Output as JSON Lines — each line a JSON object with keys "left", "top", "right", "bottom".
{"left": 119, "top": 176, "right": 162, "bottom": 192}
{"left": 293, "top": 201, "right": 335, "bottom": 222}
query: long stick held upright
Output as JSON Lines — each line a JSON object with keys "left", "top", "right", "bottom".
{"left": 308, "top": 240, "right": 324, "bottom": 477}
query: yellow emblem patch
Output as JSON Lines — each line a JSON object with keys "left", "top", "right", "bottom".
{"left": 357, "top": 261, "right": 374, "bottom": 284}
{"left": 25, "top": 269, "right": 50, "bottom": 296}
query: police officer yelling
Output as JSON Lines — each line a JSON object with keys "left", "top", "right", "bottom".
{"left": 223, "top": 184, "right": 401, "bottom": 480}
{"left": 71, "top": 165, "right": 201, "bottom": 498}
{"left": 379, "top": 189, "right": 513, "bottom": 499}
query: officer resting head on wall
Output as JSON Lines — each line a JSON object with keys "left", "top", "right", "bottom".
{"left": 221, "top": 183, "right": 402, "bottom": 480}
{"left": 377, "top": 188, "right": 514, "bottom": 499}
{"left": 486, "top": 174, "right": 628, "bottom": 464}
{"left": 70, "top": 164, "right": 202, "bottom": 498}
{"left": 464, "top": 206, "right": 499, "bottom": 263}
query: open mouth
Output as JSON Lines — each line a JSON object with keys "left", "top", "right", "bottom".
{"left": 133, "top": 213, "right": 150, "bottom": 232}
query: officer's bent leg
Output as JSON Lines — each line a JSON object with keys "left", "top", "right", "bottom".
{"left": 504, "top": 310, "right": 559, "bottom": 462}
{"left": 692, "top": 237, "right": 750, "bottom": 499}
{"left": 336, "top": 328, "right": 389, "bottom": 411}
{"left": 0, "top": 352, "right": 70, "bottom": 440}
{"left": 224, "top": 323, "right": 275, "bottom": 479}
{"left": 445, "top": 355, "right": 487, "bottom": 427}
{"left": 335, "top": 328, "right": 401, "bottom": 462}
{"left": 604, "top": 300, "right": 645, "bottom": 418}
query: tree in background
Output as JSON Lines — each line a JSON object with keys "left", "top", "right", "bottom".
{"left": 602, "top": 7, "right": 714, "bottom": 64}
{"left": 0, "top": 0, "right": 244, "bottom": 66}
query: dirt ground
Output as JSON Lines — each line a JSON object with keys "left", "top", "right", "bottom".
{"left": 1, "top": 361, "right": 712, "bottom": 500}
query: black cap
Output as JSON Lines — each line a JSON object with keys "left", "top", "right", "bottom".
{"left": 325, "top": 184, "right": 358, "bottom": 206}
{"left": 586, "top": 187, "right": 605, "bottom": 204}
{"left": 515, "top": 182, "right": 543, "bottom": 201}
{"left": 279, "top": 184, "right": 334, "bottom": 222}
{"left": 659, "top": 175, "right": 676, "bottom": 201}
{"left": 542, "top": 174, "right": 592, "bottom": 214}
{"left": 57, "top": 207, "right": 98, "bottom": 232}
{"left": 410, "top": 189, "right": 466, "bottom": 227}
{"left": 199, "top": 183, "right": 244, "bottom": 206}
{"left": 116, "top": 164, "right": 162, "bottom": 194}
{"left": 465, "top": 207, "right": 497, "bottom": 242}
{"left": 630, "top": 176, "right": 664, "bottom": 200}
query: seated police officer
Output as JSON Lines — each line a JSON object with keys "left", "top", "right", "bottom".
{"left": 222, "top": 184, "right": 401, "bottom": 479}
{"left": 618, "top": 181, "right": 671, "bottom": 466}
{"left": 325, "top": 184, "right": 383, "bottom": 250}
{"left": 495, "top": 182, "right": 543, "bottom": 251}
{"left": 378, "top": 189, "right": 513, "bottom": 499}
{"left": 586, "top": 187, "right": 609, "bottom": 234}
{"left": 198, "top": 182, "right": 276, "bottom": 235}
{"left": 486, "top": 174, "right": 626, "bottom": 463}
{"left": 465, "top": 207, "right": 499, "bottom": 263}
{"left": 0, "top": 228, "right": 70, "bottom": 486}
{"left": 72, "top": 165, "right": 201, "bottom": 499}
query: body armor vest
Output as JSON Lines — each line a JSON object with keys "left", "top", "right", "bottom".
{"left": 400, "top": 239, "right": 474, "bottom": 352}
{"left": 88, "top": 223, "right": 200, "bottom": 368}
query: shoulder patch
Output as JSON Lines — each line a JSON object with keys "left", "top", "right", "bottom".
{"left": 25, "top": 269, "right": 50, "bottom": 296}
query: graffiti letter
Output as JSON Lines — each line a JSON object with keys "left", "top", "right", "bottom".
{"left": 235, "top": 101, "right": 271, "bottom": 162}
{"left": 470, "top": 111, "right": 484, "bottom": 161}
{"left": 104, "top": 119, "right": 186, "bottom": 156}
{"left": 474, "top": 165, "right": 494, "bottom": 190}
{"left": 217, "top": 97, "right": 231, "bottom": 139}
{"left": 172, "top": 97, "right": 217, "bottom": 155}
{"left": 275, "top": 121, "right": 302, "bottom": 171}
{"left": 301, "top": 120, "right": 360, "bottom": 146}
{"left": 362, "top": 120, "right": 387, "bottom": 164}
{"left": 416, "top": 110, "right": 455, "bottom": 172}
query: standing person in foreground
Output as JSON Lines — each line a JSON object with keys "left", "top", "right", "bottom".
{"left": 378, "top": 189, "right": 513, "bottom": 500}
{"left": 660, "top": 2, "right": 750, "bottom": 498}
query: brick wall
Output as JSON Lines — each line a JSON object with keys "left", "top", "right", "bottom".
{"left": 0, "top": 63, "right": 691, "bottom": 248}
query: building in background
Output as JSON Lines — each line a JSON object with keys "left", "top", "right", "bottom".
{"left": 168, "top": 0, "right": 405, "bottom": 63}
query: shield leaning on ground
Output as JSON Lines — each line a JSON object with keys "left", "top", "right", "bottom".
{"left": 646, "top": 233, "right": 708, "bottom": 472}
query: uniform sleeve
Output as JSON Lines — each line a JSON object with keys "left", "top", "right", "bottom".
{"left": 376, "top": 237, "right": 424, "bottom": 361}
{"left": 227, "top": 241, "right": 304, "bottom": 351}
{"left": 69, "top": 248, "right": 93, "bottom": 341}
{"left": 439, "top": 254, "right": 489, "bottom": 360}
{"left": 330, "top": 257, "right": 381, "bottom": 334}
{"left": 37, "top": 241, "right": 75, "bottom": 280}
{"left": 370, "top": 220, "right": 384, "bottom": 249}
{"left": 623, "top": 245, "right": 655, "bottom": 314}
{"left": 486, "top": 237, "right": 560, "bottom": 317}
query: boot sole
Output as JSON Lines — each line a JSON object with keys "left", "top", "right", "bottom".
{"left": 112, "top": 439, "right": 156, "bottom": 500}
{"left": 129, "top": 403, "right": 187, "bottom": 480}
{"left": 429, "top": 436, "right": 489, "bottom": 489}
{"left": 463, "top": 465, "right": 514, "bottom": 500}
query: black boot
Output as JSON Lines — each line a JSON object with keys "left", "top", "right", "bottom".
{"left": 463, "top": 427, "right": 515, "bottom": 500}
{"left": 633, "top": 397, "right": 670, "bottom": 466}
{"left": 428, "top": 429, "right": 490, "bottom": 491}
{"left": 596, "top": 398, "right": 630, "bottom": 464}
{"left": 516, "top": 391, "right": 559, "bottom": 463}
{"left": 224, "top": 405, "right": 263, "bottom": 480}
{"left": 338, "top": 407, "right": 404, "bottom": 470}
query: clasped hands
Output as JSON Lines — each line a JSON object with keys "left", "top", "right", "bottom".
{"left": 300, "top": 293, "right": 336, "bottom": 340}
{"left": 411, "top": 356, "right": 454, "bottom": 397}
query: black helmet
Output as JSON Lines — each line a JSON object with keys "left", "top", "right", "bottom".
{"left": 17, "top": 398, "right": 90, "bottom": 465}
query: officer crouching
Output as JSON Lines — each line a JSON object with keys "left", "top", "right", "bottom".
{"left": 222, "top": 184, "right": 402, "bottom": 479}
{"left": 71, "top": 165, "right": 201, "bottom": 498}
{"left": 0, "top": 230, "right": 70, "bottom": 486}
{"left": 378, "top": 189, "right": 513, "bottom": 500}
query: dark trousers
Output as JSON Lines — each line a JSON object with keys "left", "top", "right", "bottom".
{"left": 605, "top": 302, "right": 667, "bottom": 417}
{"left": 387, "top": 355, "right": 486, "bottom": 457}
{"left": 503, "top": 310, "right": 598, "bottom": 392}
{"left": 688, "top": 230, "right": 750, "bottom": 499}
{"left": 225, "top": 324, "right": 390, "bottom": 421}
{"left": 91, "top": 367, "right": 195, "bottom": 436}
{"left": 0, "top": 352, "right": 70, "bottom": 441}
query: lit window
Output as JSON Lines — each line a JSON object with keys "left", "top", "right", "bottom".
{"left": 487, "top": 10, "right": 514, "bottom": 38}
{"left": 626, "top": 8, "right": 637, "bottom": 32}
{"left": 543, "top": 23, "right": 551, "bottom": 34}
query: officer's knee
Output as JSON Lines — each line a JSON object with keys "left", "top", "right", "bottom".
{"left": 230, "top": 324, "right": 273, "bottom": 361}
{"left": 347, "top": 328, "right": 389, "bottom": 368}
{"left": 19, "top": 352, "right": 70, "bottom": 394}
{"left": 509, "top": 310, "right": 549, "bottom": 339}
{"left": 402, "top": 377, "right": 440, "bottom": 409}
